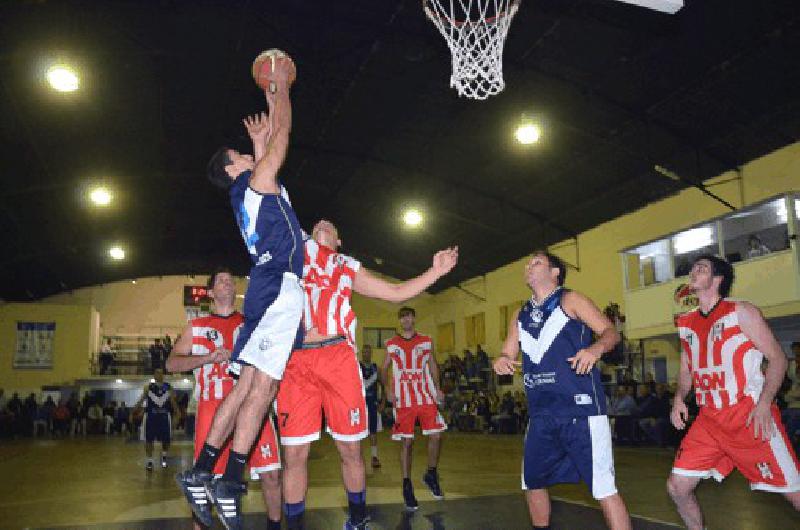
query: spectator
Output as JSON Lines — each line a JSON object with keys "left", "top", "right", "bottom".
{"left": 99, "top": 339, "right": 115, "bottom": 375}
{"left": 52, "top": 399, "right": 71, "bottom": 438}
{"left": 87, "top": 400, "right": 104, "bottom": 434}
{"left": 66, "top": 392, "right": 80, "bottom": 436}
{"left": 163, "top": 334, "right": 173, "bottom": 353}
{"left": 149, "top": 338, "right": 166, "bottom": 372}
{"left": 609, "top": 385, "right": 637, "bottom": 443}
{"left": 746, "top": 234, "right": 771, "bottom": 259}
{"left": 7, "top": 393, "right": 23, "bottom": 437}
{"left": 115, "top": 402, "right": 131, "bottom": 436}
{"left": 782, "top": 346, "right": 800, "bottom": 450}
{"left": 34, "top": 396, "right": 55, "bottom": 437}
{"left": 644, "top": 372, "right": 657, "bottom": 394}
{"left": 103, "top": 401, "right": 117, "bottom": 434}
{"left": 23, "top": 393, "right": 38, "bottom": 436}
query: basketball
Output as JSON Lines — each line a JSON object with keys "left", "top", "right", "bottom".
{"left": 251, "top": 49, "right": 296, "bottom": 92}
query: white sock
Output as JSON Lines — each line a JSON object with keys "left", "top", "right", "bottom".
{"left": 371, "top": 446, "right": 378, "bottom": 458}
{"left": 146, "top": 457, "right": 153, "bottom": 466}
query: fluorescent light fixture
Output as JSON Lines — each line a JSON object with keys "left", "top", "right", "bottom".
{"left": 403, "top": 209, "right": 423, "bottom": 227}
{"left": 109, "top": 246, "right": 125, "bottom": 260}
{"left": 89, "top": 187, "right": 112, "bottom": 206}
{"left": 515, "top": 123, "right": 541, "bottom": 145}
{"left": 612, "top": 0, "right": 683, "bottom": 14}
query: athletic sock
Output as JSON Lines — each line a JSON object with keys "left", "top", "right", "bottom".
{"left": 146, "top": 457, "right": 154, "bottom": 466}
{"left": 222, "top": 450, "right": 247, "bottom": 482}
{"left": 427, "top": 466, "right": 437, "bottom": 475}
{"left": 371, "top": 446, "right": 378, "bottom": 458}
{"left": 193, "top": 443, "right": 220, "bottom": 473}
{"left": 267, "top": 519, "right": 282, "bottom": 530}
{"left": 347, "top": 490, "right": 367, "bottom": 523}
{"left": 285, "top": 501, "right": 305, "bottom": 529}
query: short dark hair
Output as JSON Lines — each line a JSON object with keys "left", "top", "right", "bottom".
{"left": 207, "top": 147, "right": 234, "bottom": 189}
{"left": 533, "top": 250, "right": 567, "bottom": 286}
{"left": 207, "top": 267, "right": 233, "bottom": 289}
{"left": 694, "top": 255, "right": 734, "bottom": 297}
{"left": 791, "top": 341, "right": 800, "bottom": 350}
{"left": 398, "top": 306, "right": 415, "bottom": 318}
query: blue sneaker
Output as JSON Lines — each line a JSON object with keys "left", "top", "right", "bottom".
{"left": 343, "top": 517, "right": 370, "bottom": 529}
{"left": 175, "top": 469, "right": 213, "bottom": 527}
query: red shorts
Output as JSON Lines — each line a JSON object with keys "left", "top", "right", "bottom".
{"left": 276, "top": 340, "right": 368, "bottom": 445}
{"left": 672, "top": 397, "right": 800, "bottom": 492}
{"left": 392, "top": 404, "right": 447, "bottom": 440}
{"left": 194, "top": 398, "right": 281, "bottom": 480}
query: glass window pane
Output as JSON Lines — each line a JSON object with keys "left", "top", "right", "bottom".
{"left": 719, "top": 198, "right": 789, "bottom": 264}
{"left": 624, "top": 239, "right": 671, "bottom": 287}
{"left": 672, "top": 224, "right": 717, "bottom": 276}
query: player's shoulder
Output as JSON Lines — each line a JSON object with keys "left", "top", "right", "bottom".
{"left": 732, "top": 299, "right": 762, "bottom": 320}
{"left": 385, "top": 334, "right": 402, "bottom": 347}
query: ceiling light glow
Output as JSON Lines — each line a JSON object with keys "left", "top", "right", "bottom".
{"left": 109, "top": 246, "right": 125, "bottom": 260}
{"left": 47, "top": 65, "right": 79, "bottom": 92}
{"left": 403, "top": 209, "right": 423, "bottom": 227}
{"left": 515, "top": 123, "right": 541, "bottom": 145}
{"left": 90, "top": 187, "right": 112, "bottom": 206}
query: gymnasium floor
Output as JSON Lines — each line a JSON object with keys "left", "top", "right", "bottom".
{"left": 1, "top": 432, "right": 797, "bottom": 529}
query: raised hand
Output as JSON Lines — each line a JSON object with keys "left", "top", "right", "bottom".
{"left": 431, "top": 246, "right": 459, "bottom": 277}
{"left": 243, "top": 112, "right": 271, "bottom": 145}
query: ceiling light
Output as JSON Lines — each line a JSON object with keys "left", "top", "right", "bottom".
{"left": 46, "top": 65, "right": 79, "bottom": 92}
{"left": 109, "top": 246, "right": 125, "bottom": 260}
{"left": 89, "top": 187, "right": 112, "bottom": 206}
{"left": 515, "top": 123, "right": 541, "bottom": 145}
{"left": 403, "top": 209, "right": 423, "bottom": 228}
{"left": 115, "top": 379, "right": 123, "bottom": 384}
{"left": 131, "top": 280, "right": 136, "bottom": 285}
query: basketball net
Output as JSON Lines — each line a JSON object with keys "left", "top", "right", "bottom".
{"left": 424, "top": 0, "right": 520, "bottom": 100}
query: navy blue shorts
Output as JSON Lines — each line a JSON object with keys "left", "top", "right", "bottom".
{"left": 522, "top": 414, "right": 617, "bottom": 499}
{"left": 143, "top": 412, "right": 171, "bottom": 443}
{"left": 367, "top": 400, "right": 379, "bottom": 434}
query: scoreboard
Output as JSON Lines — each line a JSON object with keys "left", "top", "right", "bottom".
{"left": 184, "top": 285, "right": 211, "bottom": 306}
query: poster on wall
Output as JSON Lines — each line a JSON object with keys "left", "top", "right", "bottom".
{"left": 14, "top": 322, "right": 55, "bottom": 369}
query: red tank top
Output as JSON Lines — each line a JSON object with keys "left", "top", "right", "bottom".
{"left": 385, "top": 334, "right": 438, "bottom": 408}
{"left": 190, "top": 312, "right": 243, "bottom": 402}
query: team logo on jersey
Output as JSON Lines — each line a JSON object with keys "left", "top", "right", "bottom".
{"left": 260, "top": 443, "right": 272, "bottom": 459}
{"left": 712, "top": 322, "right": 724, "bottom": 342}
{"left": 756, "top": 462, "right": 774, "bottom": 480}
{"left": 259, "top": 337, "right": 272, "bottom": 351}
{"left": 206, "top": 329, "right": 219, "bottom": 341}
{"left": 350, "top": 408, "right": 361, "bottom": 426}
{"left": 334, "top": 254, "right": 346, "bottom": 268}
{"left": 257, "top": 251, "right": 273, "bottom": 266}
{"left": 531, "top": 308, "right": 544, "bottom": 325}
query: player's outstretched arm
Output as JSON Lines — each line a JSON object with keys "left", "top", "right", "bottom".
{"left": 563, "top": 291, "right": 620, "bottom": 374}
{"left": 243, "top": 112, "right": 271, "bottom": 164}
{"left": 249, "top": 80, "right": 292, "bottom": 194}
{"left": 494, "top": 309, "right": 521, "bottom": 375}
{"left": 353, "top": 246, "right": 458, "bottom": 303}
{"left": 739, "top": 301, "right": 788, "bottom": 440}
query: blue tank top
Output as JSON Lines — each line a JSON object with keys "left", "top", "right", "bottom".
{"left": 517, "top": 288, "right": 606, "bottom": 417}
{"left": 229, "top": 171, "right": 304, "bottom": 277}
{"left": 360, "top": 362, "right": 380, "bottom": 403}
{"left": 145, "top": 382, "right": 172, "bottom": 415}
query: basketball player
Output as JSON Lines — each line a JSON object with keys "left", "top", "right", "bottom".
{"left": 176, "top": 61, "right": 304, "bottom": 530}
{"left": 667, "top": 256, "right": 800, "bottom": 529}
{"left": 132, "top": 368, "right": 179, "bottom": 472}
{"left": 277, "top": 220, "right": 458, "bottom": 530}
{"left": 493, "top": 251, "right": 632, "bottom": 530}
{"left": 359, "top": 344, "right": 383, "bottom": 469}
{"left": 166, "top": 268, "right": 283, "bottom": 530}
{"left": 382, "top": 306, "right": 446, "bottom": 511}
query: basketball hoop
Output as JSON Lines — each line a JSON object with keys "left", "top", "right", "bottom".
{"left": 423, "top": 0, "right": 520, "bottom": 100}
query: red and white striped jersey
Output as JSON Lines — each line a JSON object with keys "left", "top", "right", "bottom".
{"left": 677, "top": 300, "right": 764, "bottom": 409}
{"left": 386, "top": 334, "right": 438, "bottom": 409}
{"left": 190, "top": 312, "right": 243, "bottom": 403}
{"left": 302, "top": 239, "right": 360, "bottom": 345}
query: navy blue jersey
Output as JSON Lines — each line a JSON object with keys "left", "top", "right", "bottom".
{"left": 518, "top": 288, "right": 606, "bottom": 417}
{"left": 229, "top": 171, "right": 304, "bottom": 277}
{"left": 145, "top": 382, "right": 172, "bottom": 415}
{"left": 360, "top": 361, "right": 380, "bottom": 403}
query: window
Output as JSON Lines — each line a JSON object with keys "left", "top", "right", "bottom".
{"left": 499, "top": 301, "right": 526, "bottom": 340}
{"left": 465, "top": 312, "right": 485, "bottom": 347}
{"left": 623, "top": 239, "right": 671, "bottom": 287}
{"left": 720, "top": 197, "right": 789, "bottom": 263}
{"left": 363, "top": 327, "right": 397, "bottom": 349}
{"left": 672, "top": 223, "right": 718, "bottom": 277}
{"left": 437, "top": 322, "right": 455, "bottom": 354}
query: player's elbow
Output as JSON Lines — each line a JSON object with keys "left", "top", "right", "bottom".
{"left": 164, "top": 358, "right": 177, "bottom": 373}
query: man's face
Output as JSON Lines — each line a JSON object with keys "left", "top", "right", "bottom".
{"left": 210, "top": 272, "right": 236, "bottom": 305}
{"left": 224, "top": 149, "right": 255, "bottom": 179}
{"left": 689, "top": 259, "right": 719, "bottom": 294}
{"left": 154, "top": 369, "right": 164, "bottom": 383}
{"left": 312, "top": 219, "right": 341, "bottom": 250}
{"left": 399, "top": 312, "right": 415, "bottom": 332}
{"left": 525, "top": 253, "right": 558, "bottom": 289}
{"left": 361, "top": 345, "right": 372, "bottom": 363}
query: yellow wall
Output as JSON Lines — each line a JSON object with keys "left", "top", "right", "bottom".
{"left": 0, "top": 303, "right": 97, "bottom": 394}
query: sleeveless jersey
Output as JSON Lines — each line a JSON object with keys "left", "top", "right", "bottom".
{"left": 145, "top": 382, "right": 172, "bottom": 415}
{"left": 677, "top": 299, "right": 764, "bottom": 409}
{"left": 302, "top": 239, "right": 360, "bottom": 345}
{"left": 518, "top": 288, "right": 605, "bottom": 417}
{"left": 360, "top": 361, "right": 380, "bottom": 403}
{"left": 385, "top": 334, "right": 438, "bottom": 409}
{"left": 229, "top": 171, "right": 304, "bottom": 277}
{"left": 190, "top": 312, "right": 244, "bottom": 403}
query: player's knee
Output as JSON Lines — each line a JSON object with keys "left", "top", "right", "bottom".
{"left": 402, "top": 438, "right": 414, "bottom": 449}
{"left": 666, "top": 474, "right": 691, "bottom": 499}
{"left": 337, "top": 441, "right": 362, "bottom": 463}
{"left": 284, "top": 444, "right": 310, "bottom": 466}
{"left": 260, "top": 470, "right": 281, "bottom": 490}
